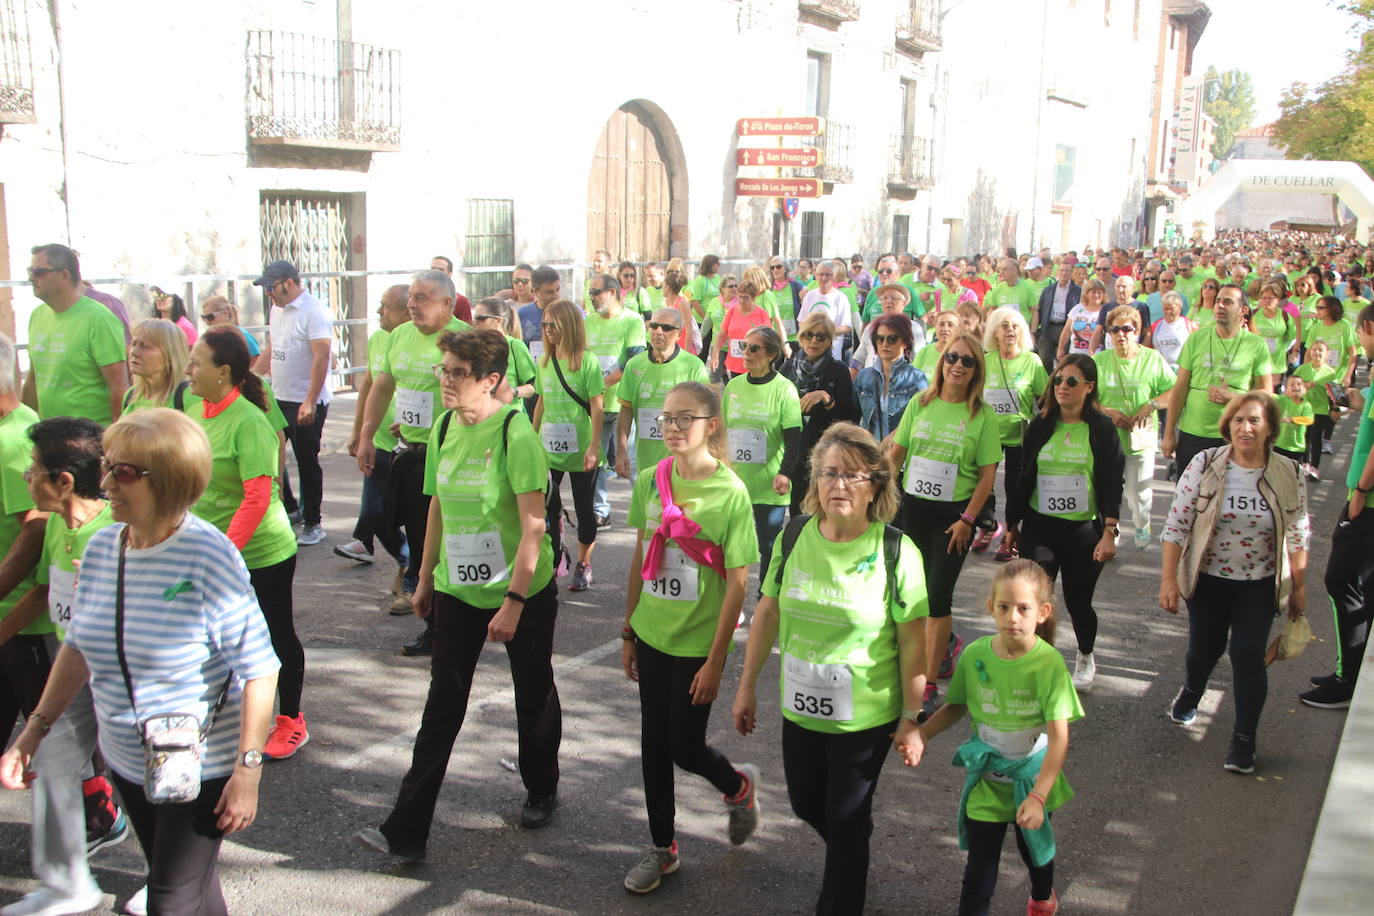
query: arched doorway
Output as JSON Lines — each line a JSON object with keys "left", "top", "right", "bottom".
{"left": 1176, "top": 159, "right": 1374, "bottom": 242}
{"left": 586, "top": 101, "right": 687, "bottom": 262}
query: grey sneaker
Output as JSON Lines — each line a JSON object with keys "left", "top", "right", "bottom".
{"left": 570, "top": 561, "right": 593, "bottom": 591}
{"left": 623, "top": 842, "right": 679, "bottom": 894}
{"left": 725, "top": 763, "right": 760, "bottom": 845}
{"left": 297, "top": 524, "right": 326, "bottom": 546}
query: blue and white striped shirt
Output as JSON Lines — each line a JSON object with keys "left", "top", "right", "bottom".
{"left": 66, "top": 514, "right": 280, "bottom": 782}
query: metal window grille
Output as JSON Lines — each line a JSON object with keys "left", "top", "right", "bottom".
{"left": 464, "top": 199, "right": 515, "bottom": 299}
{"left": 0, "top": 0, "right": 35, "bottom": 123}
{"left": 800, "top": 212, "right": 825, "bottom": 260}
{"left": 893, "top": 215, "right": 910, "bottom": 255}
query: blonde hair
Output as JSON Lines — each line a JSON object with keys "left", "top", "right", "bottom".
{"left": 919, "top": 332, "right": 987, "bottom": 415}
{"left": 742, "top": 265, "right": 770, "bottom": 297}
{"left": 800, "top": 422, "right": 899, "bottom": 523}
{"left": 128, "top": 318, "right": 191, "bottom": 407}
{"left": 540, "top": 299, "right": 588, "bottom": 372}
{"left": 797, "top": 312, "right": 835, "bottom": 342}
{"left": 1082, "top": 277, "right": 1108, "bottom": 302}
{"left": 989, "top": 559, "right": 1056, "bottom": 645}
{"left": 1105, "top": 305, "right": 1141, "bottom": 331}
{"left": 981, "top": 306, "right": 1033, "bottom": 353}
{"left": 103, "top": 408, "right": 211, "bottom": 515}
{"left": 666, "top": 381, "right": 728, "bottom": 464}
{"left": 201, "top": 295, "right": 241, "bottom": 326}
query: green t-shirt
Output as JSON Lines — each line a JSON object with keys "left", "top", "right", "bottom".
{"left": 1298, "top": 295, "right": 1323, "bottom": 339}
{"left": 379, "top": 317, "right": 471, "bottom": 443}
{"left": 912, "top": 342, "right": 943, "bottom": 379}
{"left": 1304, "top": 318, "right": 1358, "bottom": 374}
{"left": 535, "top": 354, "right": 606, "bottom": 472}
{"left": 722, "top": 372, "right": 803, "bottom": 505}
{"left": 585, "top": 308, "right": 647, "bottom": 410}
{"left": 861, "top": 281, "right": 924, "bottom": 322}
{"left": 772, "top": 285, "right": 800, "bottom": 340}
{"left": 189, "top": 393, "right": 297, "bottom": 570}
{"left": 908, "top": 282, "right": 939, "bottom": 318}
{"left": 1093, "top": 347, "right": 1176, "bottom": 454}
{"left": 982, "top": 350, "right": 1048, "bottom": 446}
{"left": 424, "top": 404, "right": 554, "bottom": 607}
{"left": 1348, "top": 385, "right": 1374, "bottom": 509}
{"left": 618, "top": 347, "right": 709, "bottom": 469}
{"left": 367, "top": 328, "right": 399, "bottom": 452}
{"left": 984, "top": 280, "right": 1040, "bottom": 327}
{"left": 947, "top": 636, "right": 1083, "bottom": 821}
{"left": 687, "top": 274, "right": 720, "bottom": 304}
{"left": 627, "top": 460, "right": 758, "bottom": 657}
{"left": 1251, "top": 310, "right": 1297, "bottom": 375}
{"left": 1293, "top": 362, "right": 1339, "bottom": 415}
{"left": 506, "top": 335, "right": 537, "bottom": 390}
{"left": 893, "top": 397, "right": 1003, "bottom": 502}
{"left": 1176, "top": 328, "right": 1271, "bottom": 439}
{"left": 628, "top": 285, "right": 664, "bottom": 317}
{"left": 1031, "top": 420, "right": 1096, "bottom": 520}
{"left": 761, "top": 518, "right": 929, "bottom": 733}
{"left": 36, "top": 503, "right": 114, "bottom": 640}
{"left": 1174, "top": 273, "right": 1205, "bottom": 311}
{"left": 27, "top": 296, "right": 127, "bottom": 425}
{"left": 0, "top": 405, "right": 48, "bottom": 636}
{"left": 1275, "top": 395, "right": 1314, "bottom": 453}
{"left": 124, "top": 377, "right": 286, "bottom": 433}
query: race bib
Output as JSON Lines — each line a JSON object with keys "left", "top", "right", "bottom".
{"left": 645, "top": 546, "right": 699, "bottom": 601}
{"left": 729, "top": 339, "right": 746, "bottom": 359}
{"left": 1326, "top": 350, "right": 1339, "bottom": 368}
{"left": 597, "top": 354, "right": 618, "bottom": 378}
{"left": 444, "top": 531, "right": 510, "bottom": 587}
{"left": 48, "top": 566, "right": 76, "bottom": 629}
{"left": 984, "top": 388, "right": 1019, "bottom": 416}
{"left": 1223, "top": 471, "right": 1270, "bottom": 518}
{"left": 637, "top": 407, "right": 663, "bottom": 441}
{"left": 976, "top": 723, "right": 1048, "bottom": 770}
{"left": 1264, "top": 336, "right": 1279, "bottom": 354}
{"left": 529, "top": 340, "right": 545, "bottom": 360}
{"left": 783, "top": 653, "right": 854, "bottom": 721}
{"left": 904, "top": 454, "right": 958, "bottom": 501}
{"left": 728, "top": 427, "right": 766, "bottom": 464}
{"left": 1038, "top": 474, "right": 1088, "bottom": 515}
{"left": 783, "top": 319, "right": 797, "bottom": 336}
{"left": 395, "top": 387, "right": 433, "bottom": 430}
{"left": 541, "top": 422, "right": 578, "bottom": 455}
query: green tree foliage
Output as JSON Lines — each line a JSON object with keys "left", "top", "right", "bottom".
{"left": 1202, "top": 65, "right": 1257, "bottom": 160}
{"left": 1273, "top": 4, "right": 1374, "bottom": 176}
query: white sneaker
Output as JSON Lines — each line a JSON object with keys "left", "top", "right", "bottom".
{"left": 0, "top": 886, "right": 103, "bottom": 916}
{"left": 1072, "top": 652, "right": 1096, "bottom": 692}
{"left": 332, "top": 538, "right": 374, "bottom": 564}
{"left": 124, "top": 886, "right": 147, "bottom": 916}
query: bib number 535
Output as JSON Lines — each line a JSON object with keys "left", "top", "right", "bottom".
{"left": 792, "top": 692, "right": 834, "bottom": 717}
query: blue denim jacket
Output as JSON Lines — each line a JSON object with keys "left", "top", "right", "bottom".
{"left": 855, "top": 357, "right": 928, "bottom": 441}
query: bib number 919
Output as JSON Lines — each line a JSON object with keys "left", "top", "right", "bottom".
{"left": 647, "top": 575, "right": 683, "bottom": 598}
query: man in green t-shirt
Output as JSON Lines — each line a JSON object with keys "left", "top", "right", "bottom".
{"left": 22, "top": 244, "right": 129, "bottom": 425}
{"left": 1173, "top": 254, "right": 1205, "bottom": 311}
{"left": 586, "top": 285, "right": 647, "bottom": 525}
{"left": 984, "top": 258, "right": 1042, "bottom": 336}
{"left": 616, "top": 308, "right": 708, "bottom": 477}
{"left": 357, "top": 270, "right": 470, "bottom": 654}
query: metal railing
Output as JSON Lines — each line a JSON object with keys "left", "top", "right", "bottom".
{"left": 896, "top": 0, "right": 942, "bottom": 54}
{"left": 247, "top": 30, "right": 401, "bottom": 150}
{"left": 0, "top": 0, "right": 35, "bottom": 123}
{"left": 798, "top": 121, "right": 855, "bottom": 184}
{"left": 798, "top": 0, "right": 861, "bottom": 23}
{"left": 888, "top": 134, "right": 936, "bottom": 190}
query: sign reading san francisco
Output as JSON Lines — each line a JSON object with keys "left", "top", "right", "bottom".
{"left": 736, "top": 148, "right": 822, "bottom": 168}
{"left": 735, "top": 177, "right": 824, "bottom": 198}
{"left": 736, "top": 117, "right": 825, "bottom": 137}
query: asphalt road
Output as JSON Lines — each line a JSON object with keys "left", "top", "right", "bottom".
{"left": 0, "top": 393, "right": 1358, "bottom": 915}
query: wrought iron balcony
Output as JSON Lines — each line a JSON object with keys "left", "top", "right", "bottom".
{"left": 0, "top": 0, "right": 35, "bottom": 124}
{"left": 895, "top": 0, "right": 942, "bottom": 55}
{"left": 887, "top": 135, "right": 935, "bottom": 194}
{"left": 797, "top": 121, "right": 854, "bottom": 184}
{"left": 247, "top": 30, "right": 400, "bottom": 151}
{"left": 799, "top": 0, "right": 860, "bottom": 25}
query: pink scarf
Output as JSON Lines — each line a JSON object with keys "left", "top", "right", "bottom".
{"left": 641, "top": 458, "right": 727, "bottom": 582}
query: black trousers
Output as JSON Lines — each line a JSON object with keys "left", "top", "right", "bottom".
{"left": 958, "top": 817, "right": 1055, "bottom": 916}
{"left": 1184, "top": 574, "right": 1276, "bottom": 740}
{"left": 547, "top": 468, "right": 598, "bottom": 555}
{"left": 248, "top": 555, "right": 303, "bottom": 718}
{"left": 782, "top": 719, "right": 893, "bottom": 916}
{"left": 901, "top": 495, "right": 970, "bottom": 619}
{"left": 1019, "top": 510, "right": 1104, "bottom": 654}
{"left": 1327, "top": 508, "right": 1374, "bottom": 683}
{"left": 635, "top": 639, "right": 742, "bottom": 848}
{"left": 352, "top": 447, "right": 405, "bottom": 562}
{"left": 278, "top": 400, "right": 328, "bottom": 526}
{"left": 1305, "top": 414, "right": 1335, "bottom": 469}
{"left": 380, "top": 582, "right": 561, "bottom": 850}
{"left": 112, "top": 771, "right": 229, "bottom": 916}
{"left": 984, "top": 444, "right": 1023, "bottom": 528}
{"left": 0, "top": 634, "right": 54, "bottom": 750}
{"left": 1175, "top": 432, "right": 1223, "bottom": 478}
{"left": 386, "top": 446, "right": 431, "bottom": 595}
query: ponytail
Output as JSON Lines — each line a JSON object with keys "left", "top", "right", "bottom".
{"left": 201, "top": 327, "right": 268, "bottom": 412}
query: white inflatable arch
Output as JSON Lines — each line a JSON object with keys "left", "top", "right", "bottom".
{"left": 1176, "top": 159, "right": 1374, "bottom": 243}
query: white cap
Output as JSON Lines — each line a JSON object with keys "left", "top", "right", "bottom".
{"left": 1026, "top": 256, "right": 1045, "bottom": 269}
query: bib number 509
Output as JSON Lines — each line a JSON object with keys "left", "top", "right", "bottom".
{"left": 454, "top": 562, "right": 493, "bottom": 583}
{"left": 792, "top": 692, "right": 834, "bottom": 717}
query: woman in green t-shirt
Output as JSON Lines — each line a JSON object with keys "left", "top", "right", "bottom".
{"left": 1248, "top": 281, "right": 1298, "bottom": 389}
{"left": 1305, "top": 296, "right": 1359, "bottom": 386}
{"left": 1293, "top": 340, "right": 1340, "bottom": 478}
{"left": 355, "top": 329, "right": 561, "bottom": 860}
{"left": 734, "top": 421, "right": 929, "bottom": 914}
{"left": 620, "top": 381, "right": 759, "bottom": 895}
{"left": 185, "top": 328, "right": 305, "bottom": 759}
{"left": 1007, "top": 354, "right": 1124, "bottom": 693}
{"left": 889, "top": 333, "right": 1001, "bottom": 717}
{"left": 124, "top": 318, "right": 189, "bottom": 413}
{"left": 533, "top": 299, "right": 605, "bottom": 592}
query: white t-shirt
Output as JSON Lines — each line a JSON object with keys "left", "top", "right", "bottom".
{"left": 267, "top": 290, "right": 334, "bottom": 405}
{"left": 799, "top": 289, "right": 855, "bottom": 359}
{"left": 1150, "top": 316, "right": 1193, "bottom": 370}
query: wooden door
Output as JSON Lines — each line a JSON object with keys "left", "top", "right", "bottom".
{"left": 587, "top": 106, "right": 671, "bottom": 262}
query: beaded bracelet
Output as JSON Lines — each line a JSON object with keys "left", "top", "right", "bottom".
{"left": 958, "top": 512, "right": 977, "bottom": 526}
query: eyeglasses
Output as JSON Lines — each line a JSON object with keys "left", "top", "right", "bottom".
{"left": 1160, "top": 278, "right": 1176, "bottom": 284}
{"left": 742, "top": 343, "right": 768, "bottom": 354}
{"left": 1052, "top": 375, "right": 1084, "bottom": 388}
{"left": 1109, "top": 325, "right": 1136, "bottom": 335}
{"left": 654, "top": 414, "right": 710, "bottom": 431}
{"left": 647, "top": 321, "right": 681, "bottom": 332}
{"left": 873, "top": 333, "right": 902, "bottom": 345}
{"left": 1096, "top": 266, "right": 1111, "bottom": 271}
{"left": 800, "top": 331, "right": 829, "bottom": 342}
{"left": 943, "top": 352, "right": 977, "bottom": 369}
{"left": 1144, "top": 275, "right": 1159, "bottom": 281}
{"left": 22, "top": 465, "right": 60, "bottom": 482}
{"left": 816, "top": 468, "right": 872, "bottom": 487}
{"left": 432, "top": 364, "right": 474, "bottom": 383}
{"left": 101, "top": 460, "right": 151, "bottom": 485}
{"left": 27, "top": 266, "right": 61, "bottom": 279}
{"left": 512, "top": 277, "right": 532, "bottom": 285}
{"left": 1315, "top": 304, "right": 1329, "bottom": 311}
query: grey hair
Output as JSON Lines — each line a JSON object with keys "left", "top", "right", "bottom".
{"left": 1161, "top": 291, "right": 1184, "bottom": 311}
{"left": 412, "top": 269, "right": 455, "bottom": 303}
{"left": 0, "top": 333, "right": 16, "bottom": 397}
{"left": 981, "top": 306, "right": 1033, "bottom": 353}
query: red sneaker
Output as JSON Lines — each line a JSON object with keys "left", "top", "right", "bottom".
{"left": 994, "top": 536, "right": 1019, "bottom": 562}
{"left": 1027, "top": 890, "right": 1058, "bottom": 915}
{"left": 263, "top": 713, "right": 310, "bottom": 760}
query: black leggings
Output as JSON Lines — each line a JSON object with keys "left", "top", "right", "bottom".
{"left": 1019, "top": 510, "right": 1104, "bottom": 654}
{"left": 0, "top": 634, "right": 54, "bottom": 750}
{"left": 635, "top": 639, "right": 742, "bottom": 848}
{"left": 1305, "top": 413, "right": 1335, "bottom": 469}
{"left": 782, "top": 718, "right": 893, "bottom": 916}
{"left": 249, "top": 556, "right": 303, "bottom": 718}
{"left": 959, "top": 817, "right": 1055, "bottom": 916}
{"left": 901, "top": 495, "right": 970, "bottom": 619}
{"left": 547, "top": 468, "right": 598, "bottom": 555}
{"left": 112, "top": 771, "right": 229, "bottom": 916}
{"left": 1184, "top": 574, "right": 1276, "bottom": 740}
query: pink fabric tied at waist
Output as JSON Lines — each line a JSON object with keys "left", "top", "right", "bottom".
{"left": 641, "top": 458, "right": 727, "bottom": 582}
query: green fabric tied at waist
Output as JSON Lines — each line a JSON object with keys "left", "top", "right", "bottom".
{"left": 953, "top": 734, "right": 1056, "bottom": 866}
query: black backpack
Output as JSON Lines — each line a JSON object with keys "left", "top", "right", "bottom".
{"left": 773, "top": 514, "right": 906, "bottom": 611}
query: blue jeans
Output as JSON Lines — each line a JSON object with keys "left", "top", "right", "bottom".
{"left": 594, "top": 415, "right": 634, "bottom": 517}
{"left": 753, "top": 503, "right": 787, "bottom": 587}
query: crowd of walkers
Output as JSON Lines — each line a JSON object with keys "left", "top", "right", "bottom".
{"left": 0, "top": 234, "right": 1368, "bottom": 915}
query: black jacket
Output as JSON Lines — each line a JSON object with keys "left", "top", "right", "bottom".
{"left": 779, "top": 353, "right": 858, "bottom": 461}
{"left": 1037, "top": 281, "right": 1081, "bottom": 339}
{"left": 1008, "top": 409, "right": 1124, "bottom": 529}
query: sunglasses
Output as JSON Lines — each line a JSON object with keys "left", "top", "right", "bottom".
{"left": 473, "top": 313, "right": 501, "bottom": 322}
{"left": 1052, "top": 375, "right": 1084, "bottom": 388}
{"left": 201, "top": 313, "right": 220, "bottom": 322}
{"left": 943, "top": 352, "right": 977, "bottom": 369}
{"left": 512, "top": 277, "right": 532, "bottom": 284}
{"left": 873, "top": 333, "right": 902, "bottom": 345}
{"left": 1160, "top": 278, "right": 1176, "bottom": 284}
{"left": 800, "top": 331, "right": 829, "bottom": 342}
{"left": 1144, "top": 275, "right": 1158, "bottom": 281}
{"left": 877, "top": 268, "right": 895, "bottom": 275}
{"left": 102, "top": 460, "right": 151, "bottom": 485}
{"left": 770, "top": 264, "right": 786, "bottom": 270}
{"left": 27, "top": 266, "right": 61, "bottom": 278}
{"left": 742, "top": 343, "right": 769, "bottom": 354}
{"left": 648, "top": 321, "right": 681, "bottom": 332}
{"left": 588, "top": 288, "right": 606, "bottom": 298}
{"left": 540, "top": 320, "right": 559, "bottom": 329}
{"left": 1109, "top": 325, "right": 1136, "bottom": 334}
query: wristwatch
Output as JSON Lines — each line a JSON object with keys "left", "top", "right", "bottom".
{"left": 901, "top": 708, "right": 923, "bottom": 722}
{"left": 1104, "top": 524, "right": 1120, "bottom": 537}
{"left": 240, "top": 749, "right": 264, "bottom": 769}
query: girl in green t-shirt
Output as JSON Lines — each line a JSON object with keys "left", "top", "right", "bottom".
{"left": 620, "top": 381, "right": 759, "bottom": 895}
{"left": 912, "top": 560, "right": 1081, "bottom": 916}
{"left": 1275, "top": 375, "right": 1315, "bottom": 464}
{"left": 533, "top": 300, "right": 605, "bottom": 592}
{"left": 1293, "top": 340, "right": 1340, "bottom": 478}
